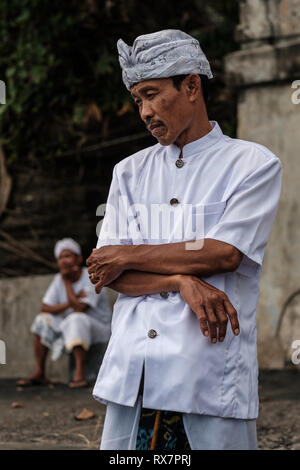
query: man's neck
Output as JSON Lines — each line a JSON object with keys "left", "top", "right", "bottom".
{"left": 174, "top": 107, "right": 212, "bottom": 150}
{"left": 177, "top": 122, "right": 213, "bottom": 150}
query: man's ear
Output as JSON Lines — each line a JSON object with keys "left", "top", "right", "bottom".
{"left": 76, "top": 254, "right": 83, "bottom": 265}
{"left": 185, "top": 74, "right": 201, "bottom": 102}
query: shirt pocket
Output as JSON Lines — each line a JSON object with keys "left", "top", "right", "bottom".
{"left": 194, "top": 200, "right": 226, "bottom": 236}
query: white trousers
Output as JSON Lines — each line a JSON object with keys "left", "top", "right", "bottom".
{"left": 100, "top": 395, "right": 258, "bottom": 450}
{"left": 31, "top": 312, "right": 110, "bottom": 360}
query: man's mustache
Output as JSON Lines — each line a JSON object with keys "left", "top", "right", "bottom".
{"left": 145, "top": 119, "right": 165, "bottom": 130}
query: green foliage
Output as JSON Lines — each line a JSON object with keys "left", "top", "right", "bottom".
{"left": 0, "top": 0, "right": 239, "bottom": 165}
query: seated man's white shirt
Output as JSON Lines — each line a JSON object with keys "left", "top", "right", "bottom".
{"left": 31, "top": 267, "right": 112, "bottom": 358}
{"left": 42, "top": 266, "right": 112, "bottom": 327}
{"left": 92, "top": 120, "right": 282, "bottom": 419}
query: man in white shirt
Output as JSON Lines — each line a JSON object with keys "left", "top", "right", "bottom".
{"left": 87, "top": 30, "right": 282, "bottom": 449}
{"left": 17, "top": 238, "right": 112, "bottom": 388}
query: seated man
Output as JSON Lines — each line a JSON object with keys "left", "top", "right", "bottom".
{"left": 17, "top": 237, "right": 112, "bottom": 389}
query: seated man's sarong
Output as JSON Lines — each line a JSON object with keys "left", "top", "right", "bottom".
{"left": 31, "top": 312, "right": 110, "bottom": 360}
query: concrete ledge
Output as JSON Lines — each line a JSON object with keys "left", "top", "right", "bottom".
{"left": 225, "top": 38, "right": 300, "bottom": 86}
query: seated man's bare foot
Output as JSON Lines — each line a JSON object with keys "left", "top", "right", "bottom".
{"left": 16, "top": 374, "right": 50, "bottom": 387}
{"left": 69, "top": 379, "right": 89, "bottom": 389}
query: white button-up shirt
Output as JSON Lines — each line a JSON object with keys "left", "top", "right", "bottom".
{"left": 93, "top": 120, "right": 282, "bottom": 419}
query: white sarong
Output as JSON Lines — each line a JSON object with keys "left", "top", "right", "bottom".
{"left": 31, "top": 312, "right": 110, "bottom": 360}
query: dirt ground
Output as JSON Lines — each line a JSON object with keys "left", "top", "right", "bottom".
{"left": 1, "top": 369, "right": 300, "bottom": 450}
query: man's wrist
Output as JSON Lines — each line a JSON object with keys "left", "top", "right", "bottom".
{"left": 122, "top": 245, "right": 138, "bottom": 270}
{"left": 173, "top": 274, "right": 193, "bottom": 292}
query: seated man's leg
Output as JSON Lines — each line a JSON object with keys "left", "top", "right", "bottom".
{"left": 17, "top": 313, "right": 62, "bottom": 386}
{"left": 71, "top": 345, "right": 87, "bottom": 386}
{"left": 59, "top": 313, "right": 92, "bottom": 387}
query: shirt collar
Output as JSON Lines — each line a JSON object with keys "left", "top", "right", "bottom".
{"left": 166, "top": 120, "right": 224, "bottom": 158}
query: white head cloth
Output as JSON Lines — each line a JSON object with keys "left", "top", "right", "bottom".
{"left": 117, "top": 29, "right": 213, "bottom": 90}
{"left": 54, "top": 238, "right": 81, "bottom": 259}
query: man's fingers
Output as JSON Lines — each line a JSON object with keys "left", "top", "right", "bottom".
{"left": 214, "top": 304, "right": 228, "bottom": 342}
{"left": 204, "top": 305, "right": 218, "bottom": 343}
{"left": 86, "top": 257, "right": 97, "bottom": 267}
{"left": 95, "top": 277, "right": 104, "bottom": 294}
{"left": 86, "top": 253, "right": 98, "bottom": 266}
{"left": 90, "top": 275, "right": 98, "bottom": 285}
{"left": 195, "top": 305, "right": 209, "bottom": 338}
{"left": 87, "top": 265, "right": 96, "bottom": 275}
{"left": 224, "top": 299, "right": 239, "bottom": 335}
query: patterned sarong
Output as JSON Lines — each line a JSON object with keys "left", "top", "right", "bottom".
{"left": 135, "top": 407, "right": 191, "bottom": 450}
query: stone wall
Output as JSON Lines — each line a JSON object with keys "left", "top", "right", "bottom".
{"left": 0, "top": 274, "right": 117, "bottom": 380}
{"left": 225, "top": 0, "right": 300, "bottom": 368}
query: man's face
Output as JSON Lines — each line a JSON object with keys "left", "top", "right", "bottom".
{"left": 130, "top": 77, "right": 194, "bottom": 146}
{"left": 57, "top": 249, "right": 81, "bottom": 274}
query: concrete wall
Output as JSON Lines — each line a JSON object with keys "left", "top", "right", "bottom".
{"left": 0, "top": 274, "right": 117, "bottom": 380}
{"left": 225, "top": 0, "right": 300, "bottom": 368}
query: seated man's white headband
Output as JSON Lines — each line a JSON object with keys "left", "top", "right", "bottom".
{"left": 54, "top": 238, "right": 81, "bottom": 259}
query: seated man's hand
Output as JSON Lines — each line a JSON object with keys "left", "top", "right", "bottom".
{"left": 86, "top": 246, "right": 127, "bottom": 294}
{"left": 76, "top": 289, "right": 87, "bottom": 299}
{"left": 177, "top": 274, "right": 239, "bottom": 344}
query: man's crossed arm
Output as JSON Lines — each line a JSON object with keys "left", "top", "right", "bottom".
{"left": 86, "top": 239, "right": 243, "bottom": 343}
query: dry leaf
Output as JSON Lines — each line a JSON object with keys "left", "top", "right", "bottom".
{"left": 43, "top": 412, "right": 49, "bottom": 417}
{"left": 75, "top": 408, "right": 95, "bottom": 421}
{"left": 11, "top": 401, "right": 23, "bottom": 408}
{"left": 16, "top": 387, "right": 24, "bottom": 392}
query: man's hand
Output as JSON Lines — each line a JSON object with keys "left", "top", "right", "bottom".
{"left": 86, "top": 246, "right": 128, "bottom": 293}
{"left": 76, "top": 289, "right": 87, "bottom": 299}
{"left": 177, "top": 274, "right": 240, "bottom": 343}
{"left": 62, "top": 276, "right": 88, "bottom": 313}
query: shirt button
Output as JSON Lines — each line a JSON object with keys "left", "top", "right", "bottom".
{"left": 160, "top": 291, "right": 169, "bottom": 299}
{"left": 170, "top": 198, "right": 179, "bottom": 206}
{"left": 148, "top": 329, "right": 157, "bottom": 338}
{"left": 175, "top": 159, "right": 184, "bottom": 168}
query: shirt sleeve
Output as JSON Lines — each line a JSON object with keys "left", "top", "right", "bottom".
{"left": 79, "top": 283, "right": 98, "bottom": 310}
{"left": 205, "top": 156, "right": 282, "bottom": 277}
{"left": 42, "top": 275, "right": 60, "bottom": 305}
{"left": 81, "top": 283, "right": 112, "bottom": 323}
{"left": 96, "top": 165, "right": 132, "bottom": 249}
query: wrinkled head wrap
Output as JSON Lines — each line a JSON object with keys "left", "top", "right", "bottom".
{"left": 54, "top": 238, "right": 81, "bottom": 259}
{"left": 117, "top": 29, "right": 213, "bottom": 90}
